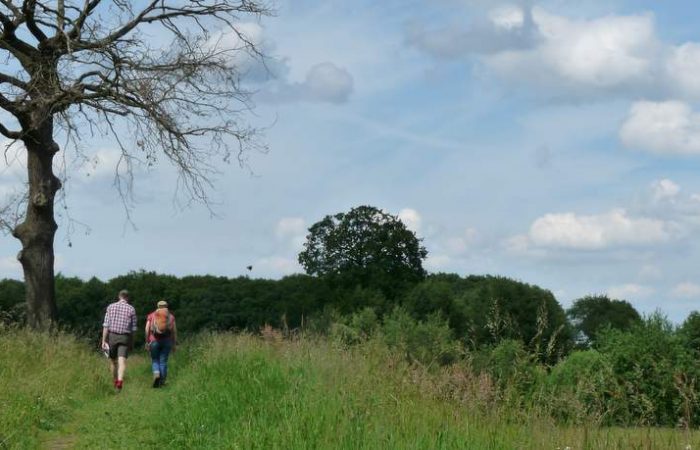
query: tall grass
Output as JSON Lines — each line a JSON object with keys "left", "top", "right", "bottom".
{"left": 0, "top": 325, "right": 110, "bottom": 449}
{"left": 1, "top": 326, "right": 699, "bottom": 449}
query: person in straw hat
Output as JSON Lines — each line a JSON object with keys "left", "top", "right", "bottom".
{"left": 145, "top": 300, "right": 177, "bottom": 388}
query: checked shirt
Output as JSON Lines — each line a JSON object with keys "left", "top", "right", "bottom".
{"left": 103, "top": 299, "right": 137, "bottom": 334}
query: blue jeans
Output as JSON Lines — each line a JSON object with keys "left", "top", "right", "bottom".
{"left": 149, "top": 339, "right": 172, "bottom": 381}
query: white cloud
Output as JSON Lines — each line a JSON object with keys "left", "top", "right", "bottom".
{"left": 275, "top": 217, "right": 306, "bottom": 239}
{"left": 650, "top": 179, "right": 681, "bottom": 202}
{"left": 425, "top": 254, "right": 452, "bottom": 271}
{"left": 489, "top": 5, "right": 525, "bottom": 31}
{"left": 408, "top": 6, "right": 700, "bottom": 101}
{"left": 527, "top": 209, "right": 673, "bottom": 250}
{"left": 208, "top": 22, "right": 354, "bottom": 103}
{"left": 263, "top": 62, "right": 354, "bottom": 104}
{"left": 398, "top": 208, "right": 422, "bottom": 233}
{"left": 206, "top": 22, "right": 270, "bottom": 76}
{"left": 303, "top": 62, "right": 354, "bottom": 104}
{"left": 666, "top": 43, "right": 700, "bottom": 98}
{"left": 503, "top": 234, "right": 531, "bottom": 253}
{"left": 405, "top": 4, "right": 536, "bottom": 59}
{"left": 506, "top": 179, "right": 700, "bottom": 258}
{"left": 620, "top": 101, "right": 700, "bottom": 155}
{"left": 445, "top": 227, "right": 478, "bottom": 254}
{"left": 254, "top": 256, "right": 301, "bottom": 277}
{"left": 215, "top": 22, "right": 265, "bottom": 51}
{"left": 640, "top": 179, "right": 700, "bottom": 221}
{"left": 73, "top": 149, "right": 126, "bottom": 180}
{"left": 671, "top": 282, "right": 700, "bottom": 299}
{"left": 486, "top": 9, "right": 657, "bottom": 91}
{"left": 275, "top": 217, "right": 307, "bottom": 250}
{"left": 607, "top": 283, "right": 654, "bottom": 300}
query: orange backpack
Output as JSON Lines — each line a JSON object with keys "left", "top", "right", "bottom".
{"left": 151, "top": 309, "right": 172, "bottom": 337}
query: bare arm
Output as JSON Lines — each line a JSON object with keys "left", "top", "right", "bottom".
{"left": 101, "top": 306, "right": 110, "bottom": 345}
{"left": 144, "top": 317, "right": 150, "bottom": 338}
{"left": 128, "top": 310, "right": 136, "bottom": 350}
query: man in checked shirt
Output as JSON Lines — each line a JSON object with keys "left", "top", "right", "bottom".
{"left": 101, "top": 289, "right": 137, "bottom": 392}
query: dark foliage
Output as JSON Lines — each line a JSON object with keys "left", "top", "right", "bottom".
{"left": 567, "top": 295, "right": 641, "bottom": 347}
{"left": 298, "top": 205, "right": 428, "bottom": 301}
{"left": 403, "top": 274, "right": 573, "bottom": 362}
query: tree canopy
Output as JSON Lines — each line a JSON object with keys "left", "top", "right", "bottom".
{"left": 298, "top": 205, "right": 428, "bottom": 300}
{"left": 567, "top": 295, "right": 641, "bottom": 346}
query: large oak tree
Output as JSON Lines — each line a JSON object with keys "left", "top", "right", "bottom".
{"left": 0, "top": 0, "right": 270, "bottom": 330}
{"left": 298, "top": 205, "right": 428, "bottom": 300}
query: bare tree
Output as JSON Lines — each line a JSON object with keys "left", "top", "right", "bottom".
{"left": 0, "top": 1, "right": 271, "bottom": 330}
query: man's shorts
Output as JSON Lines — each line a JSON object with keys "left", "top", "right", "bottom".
{"left": 108, "top": 332, "right": 131, "bottom": 359}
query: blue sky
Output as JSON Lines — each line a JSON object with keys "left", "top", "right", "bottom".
{"left": 2, "top": 0, "right": 700, "bottom": 321}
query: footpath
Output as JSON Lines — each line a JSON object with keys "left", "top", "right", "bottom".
{"left": 41, "top": 355, "right": 169, "bottom": 449}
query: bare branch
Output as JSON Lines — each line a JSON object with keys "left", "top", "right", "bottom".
{"left": 66, "top": 0, "right": 101, "bottom": 40}
{"left": 0, "top": 189, "right": 27, "bottom": 234}
{"left": 0, "top": 1, "right": 22, "bottom": 18}
{"left": 0, "top": 4, "right": 39, "bottom": 70}
{"left": 0, "top": 91, "right": 20, "bottom": 115}
{"left": 71, "top": 1, "right": 270, "bottom": 52}
{"left": 0, "top": 71, "right": 28, "bottom": 89}
{"left": 0, "top": 121, "right": 21, "bottom": 138}
{"left": 70, "top": 0, "right": 159, "bottom": 50}
{"left": 5, "top": 0, "right": 271, "bottom": 219}
{"left": 21, "top": 0, "right": 49, "bottom": 42}
{"left": 56, "top": 0, "right": 64, "bottom": 31}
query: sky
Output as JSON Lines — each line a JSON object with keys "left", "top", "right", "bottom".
{"left": 2, "top": 0, "right": 700, "bottom": 321}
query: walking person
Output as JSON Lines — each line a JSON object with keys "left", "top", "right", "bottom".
{"left": 145, "top": 300, "right": 177, "bottom": 388}
{"left": 101, "top": 289, "right": 137, "bottom": 392}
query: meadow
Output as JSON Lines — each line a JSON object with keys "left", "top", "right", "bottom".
{"left": 1, "top": 326, "right": 698, "bottom": 450}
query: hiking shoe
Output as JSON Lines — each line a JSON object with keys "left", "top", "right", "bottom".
{"left": 115, "top": 380, "right": 123, "bottom": 392}
{"left": 152, "top": 377, "right": 161, "bottom": 388}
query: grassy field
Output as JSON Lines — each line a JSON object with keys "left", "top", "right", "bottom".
{"left": 1, "top": 327, "right": 698, "bottom": 449}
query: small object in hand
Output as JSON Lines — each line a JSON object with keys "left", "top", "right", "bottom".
{"left": 101, "top": 342, "right": 110, "bottom": 358}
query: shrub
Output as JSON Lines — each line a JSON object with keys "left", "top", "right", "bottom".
{"left": 596, "top": 313, "right": 697, "bottom": 426}
{"left": 349, "top": 307, "right": 379, "bottom": 339}
{"left": 381, "top": 307, "right": 462, "bottom": 367}
{"left": 473, "top": 339, "right": 545, "bottom": 401}
{"left": 546, "top": 350, "right": 623, "bottom": 424}
{"left": 303, "top": 306, "right": 341, "bottom": 336}
{"left": 330, "top": 323, "right": 362, "bottom": 346}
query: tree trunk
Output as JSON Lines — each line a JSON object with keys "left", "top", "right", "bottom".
{"left": 12, "top": 120, "right": 61, "bottom": 331}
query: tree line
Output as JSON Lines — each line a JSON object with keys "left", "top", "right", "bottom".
{"left": 0, "top": 269, "right": 686, "bottom": 354}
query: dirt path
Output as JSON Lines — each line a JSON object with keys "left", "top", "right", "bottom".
{"left": 43, "top": 435, "right": 77, "bottom": 450}
{"left": 40, "top": 355, "right": 156, "bottom": 450}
